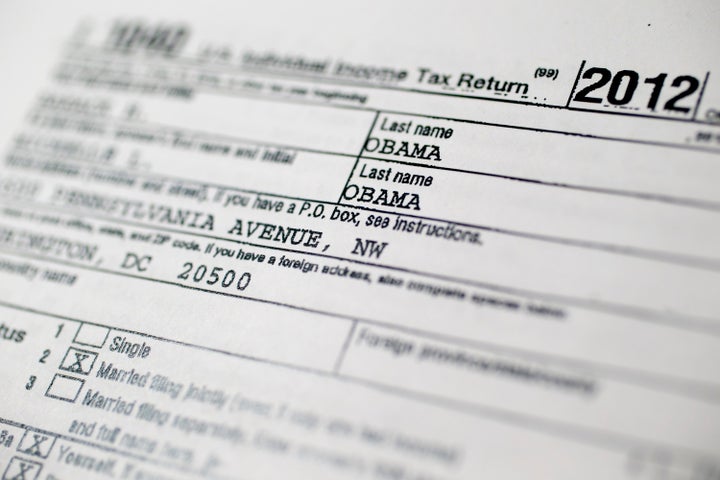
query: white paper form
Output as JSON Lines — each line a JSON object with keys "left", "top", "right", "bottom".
{"left": 0, "top": 1, "right": 719, "bottom": 478}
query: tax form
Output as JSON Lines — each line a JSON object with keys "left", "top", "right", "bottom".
{"left": 0, "top": 1, "right": 719, "bottom": 478}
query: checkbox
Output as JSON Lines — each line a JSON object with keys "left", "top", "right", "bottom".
{"left": 17, "top": 429, "right": 57, "bottom": 459}
{"left": 73, "top": 323, "right": 110, "bottom": 348}
{"left": 58, "top": 347, "right": 98, "bottom": 376}
{"left": 2, "top": 457, "right": 42, "bottom": 480}
{"left": 45, "top": 374, "right": 84, "bottom": 403}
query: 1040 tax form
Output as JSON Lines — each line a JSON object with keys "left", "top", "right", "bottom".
{"left": 0, "top": 1, "right": 718, "bottom": 478}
